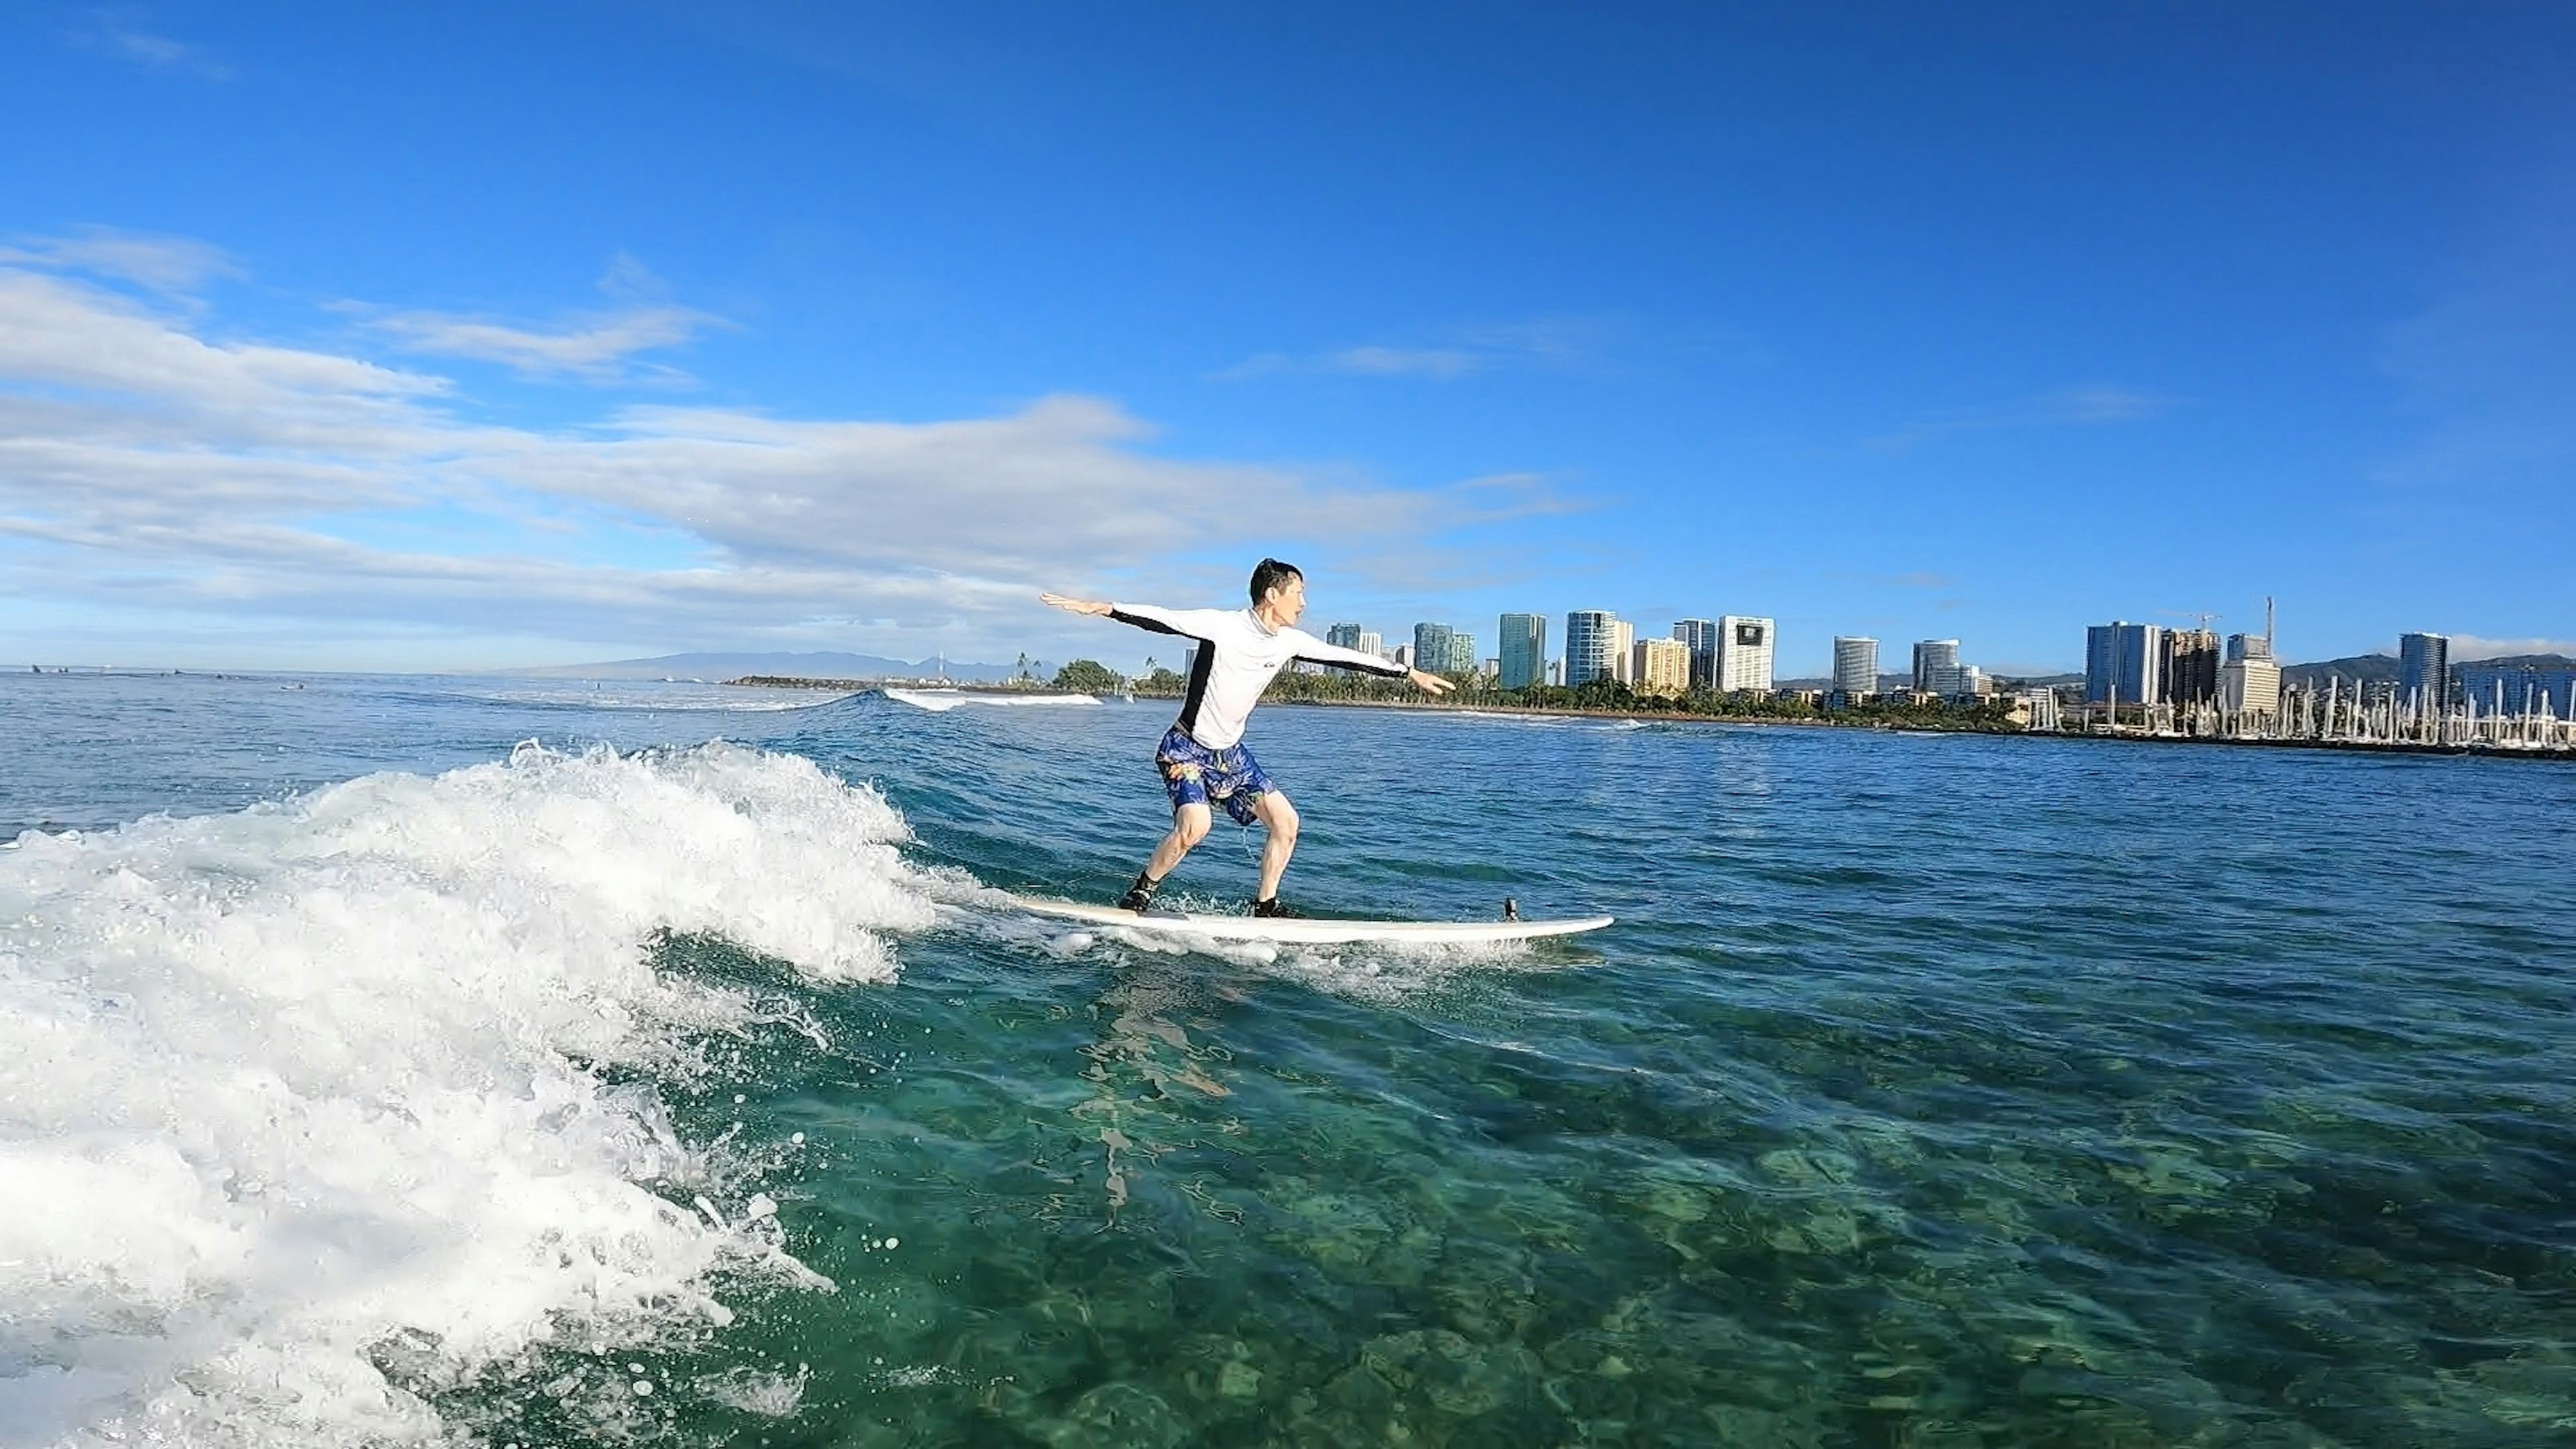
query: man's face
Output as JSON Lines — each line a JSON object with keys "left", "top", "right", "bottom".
{"left": 1267, "top": 574, "right": 1307, "bottom": 626}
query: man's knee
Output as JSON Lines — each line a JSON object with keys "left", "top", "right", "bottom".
{"left": 1173, "top": 806, "right": 1212, "bottom": 846}
{"left": 1260, "top": 794, "right": 1299, "bottom": 841}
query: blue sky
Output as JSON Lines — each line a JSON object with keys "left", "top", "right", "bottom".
{"left": 1, "top": 2, "right": 2570, "bottom": 675}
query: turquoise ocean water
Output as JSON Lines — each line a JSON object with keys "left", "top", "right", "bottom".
{"left": 2, "top": 671, "right": 2571, "bottom": 1447}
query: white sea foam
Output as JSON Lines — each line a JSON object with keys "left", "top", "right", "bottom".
{"left": 0, "top": 742, "right": 930, "bottom": 1447}
{"left": 447, "top": 682, "right": 857, "bottom": 712}
{"left": 882, "top": 688, "right": 1099, "bottom": 712}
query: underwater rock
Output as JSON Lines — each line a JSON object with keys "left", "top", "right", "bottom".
{"left": 1281, "top": 1191, "right": 1399, "bottom": 1271}
{"left": 1359, "top": 1328, "right": 1544, "bottom": 1419}
{"left": 1167, "top": 1334, "right": 1277, "bottom": 1408}
{"left": 1034, "top": 1381, "right": 1191, "bottom": 1449}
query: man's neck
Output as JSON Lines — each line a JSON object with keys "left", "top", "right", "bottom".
{"left": 1250, "top": 604, "right": 1289, "bottom": 633}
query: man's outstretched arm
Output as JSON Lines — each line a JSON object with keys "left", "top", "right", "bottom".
{"left": 1287, "top": 632, "right": 1456, "bottom": 696}
{"left": 1039, "top": 592, "right": 1228, "bottom": 639}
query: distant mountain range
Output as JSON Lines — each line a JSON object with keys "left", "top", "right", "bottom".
{"left": 506, "top": 651, "right": 1022, "bottom": 684}
{"left": 2278, "top": 653, "right": 2400, "bottom": 690}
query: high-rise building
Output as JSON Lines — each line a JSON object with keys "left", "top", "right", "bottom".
{"left": 1924, "top": 661, "right": 1988, "bottom": 696}
{"left": 2398, "top": 633, "right": 2451, "bottom": 708}
{"left": 1413, "top": 623, "right": 1458, "bottom": 675}
{"left": 2161, "top": 629, "right": 2221, "bottom": 706}
{"left": 1563, "top": 610, "right": 1623, "bottom": 686}
{"left": 2220, "top": 656, "right": 2282, "bottom": 715}
{"left": 2226, "top": 632, "right": 2271, "bottom": 662}
{"left": 1832, "top": 637, "right": 1879, "bottom": 697}
{"left": 1498, "top": 612, "right": 1548, "bottom": 690}
{"left": 2086, "top": 622, "right": 2163, "bottom": 705}
{"left": 1326, "top": 623, "right": 1364, "bottom": 651}
{"left": 1391, "top": 644, "right": 1412, "bottom": 669}
{"left": 1355, "top": 630, "right": 1382, "bottom": 658}
{"left": 1450, "top": 632, "right": 1477, "bottom": 673}
{"left": 1717, "top": 616, "right": 1775, "bottom": 692}
{"left": 1912, "top": 639, "right": 1960, "bottom": 694}
{"left": 2455, "top": 657, "right": 2576, "bottom": 717}
{"left": 1632, "top": 637, "right": 1691, "bottom": 696}
{"left": 1609, "top": 620, "right": 1635, "bottom": 684}
{"left": 1672, "top": 619, "right": 1719, "bottom": 690}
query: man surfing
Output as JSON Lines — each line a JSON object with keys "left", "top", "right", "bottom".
{"left": 1041, "top": 559, "right": 1454, "bottom": 916}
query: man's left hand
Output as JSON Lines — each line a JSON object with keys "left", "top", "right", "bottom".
{"left": 1408, "top": 669, "right": 1455, "bottom": 696}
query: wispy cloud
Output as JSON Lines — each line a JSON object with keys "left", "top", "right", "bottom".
{"left": 0, "top": 226, "right": 239, "bottom": 292}
{"left": 362, "top": 305, "right": 725, "bottom": 382}
{"left": 68, "top": 9, "right": 235, "bottom": 80}
{"left": 351, "top": 255, "right": 729, "bottom": 382}
{"left": 1220, "top": 317, "right": 1612, "bottom": 382}
{"left": 1865, "top": 385, "right": 2174, "bottom": 452}
{"left": 0, "top": 254, "right": 1453, "bottom": 659}
{"left": 2449, "top": 634, "right": 2576, "bottom": 661}
{"left": 1442, "top": 471, "right": 1593, "bottom": 522}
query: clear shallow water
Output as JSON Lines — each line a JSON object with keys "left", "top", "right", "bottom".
{"left": 3, "top": 672, "right": 2572, "bottom": 1447}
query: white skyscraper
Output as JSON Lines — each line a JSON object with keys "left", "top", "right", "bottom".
{"left": 1610, "top": 619, "right": 1635, "bottom": 684}
{"left": 1716, "top": 616, "right": 1774, "bottom": 692}
{"left": 1832, "top": 637, "right": 1878, "bottom": 696}
{"left": 1355, "top": 630, "right": 1382, "bottom": 658}
{"left": 2220, "top": 656, "right": 2282, "bottom": 715}
{"left": 1913, "top": 639, "right": 1960, "bottom": 694}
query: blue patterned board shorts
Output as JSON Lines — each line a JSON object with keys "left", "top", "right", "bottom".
{"left": 1155, "top": 724, "right": 1276, "bottom": 825}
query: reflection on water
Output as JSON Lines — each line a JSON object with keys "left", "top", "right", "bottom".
{"left": 1077, "top": 970, "right": 1240, "bottom": 1219}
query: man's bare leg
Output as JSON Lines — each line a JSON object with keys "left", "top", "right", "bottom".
{"left": 1123, "top": 802, "right": 1212, "bottom": 908}
{"left": 1252, "top": 790, "right": 1299, "bottom": 904}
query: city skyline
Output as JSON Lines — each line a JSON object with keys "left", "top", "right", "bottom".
{"left": 3, "top": 9, "right": 2571, "bottom": 673}
{"left": 1299, "top": 604, "right": 2559, "bottom": 698}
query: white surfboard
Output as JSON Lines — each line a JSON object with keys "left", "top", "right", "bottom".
{"left": 1010, "top": 895, "right": 1612, "bottom": 945}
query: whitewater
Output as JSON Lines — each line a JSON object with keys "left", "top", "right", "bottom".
{"left": 1, "top": 735, "right": 927, "bottom": 1446}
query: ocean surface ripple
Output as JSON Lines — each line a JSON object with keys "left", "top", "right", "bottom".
{"left": 2, "top": 671, "right": 2571, "bottom": 1447}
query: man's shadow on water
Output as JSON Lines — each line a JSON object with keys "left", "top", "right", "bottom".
{"left": 1065, "top": 952, "right": 1258, "bottom": 1226}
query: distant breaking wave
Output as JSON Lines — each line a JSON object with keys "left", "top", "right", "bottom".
{"left": 0, "top": 742, "right": 932, "bottom": 1446}
{"left": 881, "top": 688, "right": 1100, "bottom": 712}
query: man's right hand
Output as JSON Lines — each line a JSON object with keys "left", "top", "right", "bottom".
{"left": 1408, "top": 669, "right": 1456, "bottom": 696}
{"left": 1040, "top": 592, "right": 1112, "bottom": 616}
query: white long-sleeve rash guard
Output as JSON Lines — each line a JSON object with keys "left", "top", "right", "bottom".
{"left": 1110, "top": 602, "right": 1409, "bottom": 749}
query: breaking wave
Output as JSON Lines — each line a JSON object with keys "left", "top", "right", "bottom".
{"left": 0, "top": 742, "right": 931, "bottom": 1446}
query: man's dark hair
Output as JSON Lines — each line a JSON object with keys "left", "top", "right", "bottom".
{"left": 1248, "top": 557, "right": 1303, "bottom": 605}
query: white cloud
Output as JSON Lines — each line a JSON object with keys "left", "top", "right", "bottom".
{"left": 1865, "top": 385, "right": 2173, "bottom": 452}
{"left": 2449, "top": 635, "right": 2576, "bottom": 661}
{"left": 0, "top": 226, "right": 239, "bottom": 292}
{"left": 67, "top": 12, "right": 235, "bottom": 80}
{"left": 1221, "top": 317, "right": 1611, "bottom": 382}
{"left": 364, "top": 305, "right": 725, "bottom": 380}
{"left": 0, "top": 256, "right": 1446, "bottom": 663}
